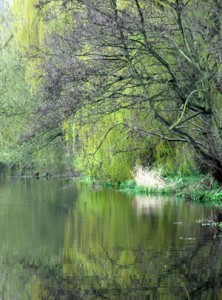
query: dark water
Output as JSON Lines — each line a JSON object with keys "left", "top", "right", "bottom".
{"left": 0, "top": 175, "right": 221, "bottom": 299}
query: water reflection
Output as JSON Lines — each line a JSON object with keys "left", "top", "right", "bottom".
{"left": 0, "top": 176, "right": 221, "bottom": 299}
{"left": 133, "top": 195, "right": 170, "bottom": 215}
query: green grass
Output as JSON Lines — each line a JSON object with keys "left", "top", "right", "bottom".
{"left": 119, "top": 174, "right": 222, "bottom": 205}
{"left": 119, "top": 179, "right": 177, "bottom": 195}
{"left": 78, "top": 173, "right": 222, "bottom": 205}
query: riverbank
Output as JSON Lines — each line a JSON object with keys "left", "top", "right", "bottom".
{"left": 78, "top": 172, "right": 222, "bottom": 205}
{"left": 119, "top": 174, "right": 222, "bottom": 205}
{"left": 9, "top": 166, "right": 222, "bottom": 205}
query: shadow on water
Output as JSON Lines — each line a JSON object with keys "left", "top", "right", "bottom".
{"left": 0, "top": 176, "right": 221, "bottom": 299}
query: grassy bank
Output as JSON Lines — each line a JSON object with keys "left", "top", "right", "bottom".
{"left": 78, "top": 167, "right": 222, "bottom": 205}
{"left": 119, "top": 167, "right": 222, "bottom": 205}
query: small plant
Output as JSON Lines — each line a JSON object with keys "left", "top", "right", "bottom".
{"left": 119, "top": 180, "right": 136, "bottom": 190}
{"left": 133, "top": 166, "right": 167, "bottom": 189}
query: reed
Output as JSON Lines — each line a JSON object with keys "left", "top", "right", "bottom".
{"left": 133, "top": 166, "right": 167, "bottom": 189}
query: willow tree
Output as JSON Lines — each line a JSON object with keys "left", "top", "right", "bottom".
{"left": 0, "top": 0, "right": 74, "bottom": 171}
{"left": 33, "top": 0, "right": 222, "bottom": 181}
{"left": 10, "top": 0, "right": 45, "bottom": 49}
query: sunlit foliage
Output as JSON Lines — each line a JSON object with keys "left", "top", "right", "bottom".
{"left": 0, "top": 0, "right": 221, "bottom": 182}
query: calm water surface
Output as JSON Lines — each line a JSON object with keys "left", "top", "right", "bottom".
{"left": 0, "top": 175, "right": 221, "bottom": 299}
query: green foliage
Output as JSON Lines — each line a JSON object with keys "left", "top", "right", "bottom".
{"left": 11, "top": 0, "right": 44, "bottom": 49}
{"left": 0, "top": 0, "right": 75, "bottom": 169}
{"left": 30, "top": 142, "right": 67, "bottom": 174}
{"left": 120, "top": 179, "right": 175, "bottom": 195}
{"left": 0, "top": 0, "right": 222, "bottom": 182}
{"left": 175, "top": 175, "right": 222, "bottom": 204}
{"left": 72, "top": 110, "right": 146, "bottom": 181}
{"left": 120, "top": 172, "right": 222, "bottom": 205}
{"left": 0, "top": 49, "right": 36, "bottom": 165}
{"left": 154, "top": 141, "right": 197, "bottom": 176}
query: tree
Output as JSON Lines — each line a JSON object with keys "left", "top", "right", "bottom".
{"left": 33, "top": 0, "right": 222, "bottom": 181}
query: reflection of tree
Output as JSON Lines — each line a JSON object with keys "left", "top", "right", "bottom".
{"left": 156, "top": 227, "right": 222, "bottom": 299}
{"left": 133, "top": 195, "right": 168, "bottom": 216}
{"left": 58, "top": 190, "right": 222, "bottom": 299}
{"left": 8, "top": 187, "right": 221, "bottom": 299}
{"left": 18, "top": 232, "right": 222, "bottom": 299}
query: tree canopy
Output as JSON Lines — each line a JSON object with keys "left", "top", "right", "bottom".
{"left": 0, "top": 0, "right": 222, "bottom": 181}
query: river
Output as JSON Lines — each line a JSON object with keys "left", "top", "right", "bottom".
{"left": 0, "top": 174, "right": 221, "bottom": 299}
